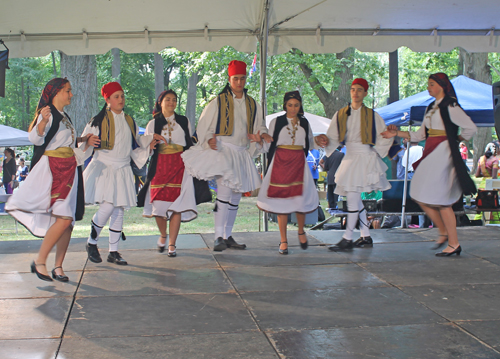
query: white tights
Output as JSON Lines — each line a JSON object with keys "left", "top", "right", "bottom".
{"left": 214, "top": 179, "right": 242, "bottom": 240}
{"left": 344, "top": 192, "right": 370, "bottom": 240}
{"left": 87, "top": 201, "right": 125, "bottom": 251}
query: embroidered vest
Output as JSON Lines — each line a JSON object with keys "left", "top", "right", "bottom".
{"left": 337, "top": 104, "right": 376, "bottom": 146}
{"left": 267, "top": 114, "right": 310, "bottom": 163}
{"left": 215, "top": 84, "right": 257, "bottom": 136}
{"left": 92, "top": 110, "right": 139, "bottom": 151}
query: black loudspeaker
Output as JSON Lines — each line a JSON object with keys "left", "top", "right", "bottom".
{"left": 493, "top": 81, "right": 500, "bottom": 141}
{"left": 0, "top": 45, "right": 9, "bottom": 98}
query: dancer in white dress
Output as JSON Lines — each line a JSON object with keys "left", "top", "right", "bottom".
{"left": 257, "top": 91, "right": 323, "bottom": 254}
{"left": 320, "top": 78, "right": 396, "bottom": 251}
{"left": 6, "top": 78, "right": 98, "bottom": 281}
{"left": 382, "top": 73, "right": 477, "bottom": 256}
{"left": 138, "top": 90, "right": 197, "bottom": 257}
{"left": 81, "top": 82, "right": 160, "bottom": 265}
{"left": 182, "top": 60, "right": 272, "bottom": 251}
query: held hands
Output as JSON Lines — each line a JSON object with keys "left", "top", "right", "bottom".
{"left": 261, "top": 133, "right": 273, "bottom": 144}
{"left": 380, "top": 125, "right": 398, "bottom": 139}
{"left": 86, "top": 134, "right": 100, "bottom": 148}
{"left": 208, "top": 134, "right": 218, "bottom": 150}
{"left": 314, "top": 134, "right": 329, "bottom": 148}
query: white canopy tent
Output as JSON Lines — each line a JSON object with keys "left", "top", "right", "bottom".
{"left": 266, "top": 111, "right": 331, "bottom": 134}
{"left": 0, "top": 125, "right": 31, "bottom": 147}
{"left": 2, "top": 0, "right": 499, "bottom": 58}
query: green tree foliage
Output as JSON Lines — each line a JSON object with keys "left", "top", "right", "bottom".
{"left": 0, "top": 55, "right": 57, "bottom": 130}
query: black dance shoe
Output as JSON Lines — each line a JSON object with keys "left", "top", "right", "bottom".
{"left": 328, "top": 238, "right": 354, "bottom": 252}
{"left": 298, "top": 232, "right": 308, "bottom": 250}
{"left": 279, "top": 241, "right": 288, "bottom": 255}
{"left": 158, "top": 235, "right": 167, "bottom": 253}
{"left": 353, "top": 236, "right": 373, "bottom": 248}
{"left": 213, "top": 237, "right": 227, "bottom": 252}
{"left": 167, "top": 245, "right": 177, "bottom": 257}
{"left": 435, "top": 245, "right": 462, "bottom": 257}
{"left": 431, "top": 235, "right": 448, "bottom": 250}
{"left": 224, "top": 236, "right": 247, "bottom": 249}
{"left": 107, "top": 251, "right": 128, "bottom": 265}
{"left": 86, "top": 243, "right": 102, "bottom": 263}
{"left": 30, "top": 261, "right": 53, "bottom": 282}
{"left": 51, "top": 266, "right": 69, "bottom": 282}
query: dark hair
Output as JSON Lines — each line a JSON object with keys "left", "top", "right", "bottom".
{"left": 4, "top": 148, "right": 15, "bottom": 157}
{"left": 153, "top": 90, "right": 178, "bottom": 118}
{"left": 485, "top": 150, "right": 493, "bottom": 159}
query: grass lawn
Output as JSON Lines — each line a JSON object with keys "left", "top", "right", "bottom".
{"left": 0, "top": 197, "right": 331, "bottom": 241}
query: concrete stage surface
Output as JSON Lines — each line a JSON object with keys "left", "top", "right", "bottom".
{"left": 1, "top": 227, "right": 500, "bottom": 358}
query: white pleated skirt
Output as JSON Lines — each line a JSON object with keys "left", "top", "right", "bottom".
{"left": 6, "top": 156, "right": 78, "bottom": 237}
{"left": 257, "top": 159, "right": 318, "bottom": 214}
{"left": 182, "top": 142, "right": 261, "bottom": 193}
{"left": 334, "top": 142, "right": 391, "bottom": 195}
{"left": 83, "top": 159, "right": 137, "bottom": 209}
{"left": 410, "top": 141, "right": 461, "bottom": 206}
{"left": 142, "top": 170, "right": 197, "bottom": 222}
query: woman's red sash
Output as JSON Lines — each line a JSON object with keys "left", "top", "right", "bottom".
{"left": 48, "top": 156, "right": 77, "bottom": 207}
{"left": 267, "top": 148, "right": 305, "bottom": 198}
{"left": 412, "top": 136, "right": 447, "bottom": 171}
{"left": 150, "top": 152, "right": 184, "bottom": 202}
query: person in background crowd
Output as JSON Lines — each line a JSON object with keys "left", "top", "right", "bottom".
{"left": 307, "top": 148, "right": 320, "bottom": 188}
{"left": 382, "top": 73, "right": 477, "bottom": 256}
{"left": 2, "top": 148, "right": 16, "bottom": 194}
{"left": 319, "top": 145, "right": 344, "bottom": 212}
{"left": 17, "top": 158, "right": 29, "bottom": 182}
{"left": 476, "top": 143, "right": 498, "bottom": 180}
{"left": 401, "top": 141, "right": 423, "bottom": 180}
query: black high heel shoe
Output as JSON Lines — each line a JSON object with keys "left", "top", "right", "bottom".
{"left": 158, "top": 236, "right": 167, "bottom": 253}
{"left": 31, "top": 261, "right": 53, "bottom": 282}
{"left": 435, "top": 245, "right": 462, "bottom": 257}
{"left": 298, "top": 232, "right": 308, "bottom": 250}
{"left": 431, "top": 234, "right": 448, "bottom": 250}
{"left": 167, "top": 244, "right": 177, "bottom": 257}
{"left": 279, "top": 241, "right": 288, "bottom": 255}
{"left": 51, "top": 266, "right": 69, "bottom": 282}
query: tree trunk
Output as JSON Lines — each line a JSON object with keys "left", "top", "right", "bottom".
{"left": 295, "top": 48, "right": 354, "bottom": 118}
{"left": 60, "top": 53, "right": 98, "bottom": 135}
{"left": 186, "top": 71, "right": 199, "bottom": 129}
{"left": 51, "top": 51, "right": 58, "bottom": 77}
{"left": 111, "top": 48, "right": 121, "bottom": 83}
{"left": 460, "top": 49, "right": 492, "bottom": 173}
{"left": 154, "top": 53, "right": 164, "bottom": 99}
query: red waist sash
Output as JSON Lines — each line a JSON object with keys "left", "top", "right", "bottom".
{"left": 48, "top": 156, "right": 77, "bottom": 207}
{"left": 150, "top": 152, "right": 184, "bottom": 202}
{"left": 412, "top": 136, "right": 447, "bottom": 171}
{"left": 268, "top": 147, "right": 305, "bottom": 198}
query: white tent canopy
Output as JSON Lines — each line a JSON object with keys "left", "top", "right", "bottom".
{"left": 2, "top": 0, "right": 500, "bottom": 58}
{"left": 0, "top": 125, "right": 31, "bottom": 147}
{"left": 266, "top": 111, "right": 331, "bottom": 134}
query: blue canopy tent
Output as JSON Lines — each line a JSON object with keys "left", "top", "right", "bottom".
{"left": 376, "top": 75, "right": 494, "bottom": 127}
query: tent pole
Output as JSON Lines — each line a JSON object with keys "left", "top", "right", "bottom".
{"left": 260, "top": 0, "right": 270, "bottom": 231}
{"left": 400, "top": 122, "right": 412, "bottom": 227}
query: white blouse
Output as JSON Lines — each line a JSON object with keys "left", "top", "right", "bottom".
{"left": 30, "top": 112, "right": 86, "bottom": 165}
{"left": 145, "top": 114, "right": 192, "bottom": 147}
{"left": 409, "top": 98, "right": 477, "bottom": 143}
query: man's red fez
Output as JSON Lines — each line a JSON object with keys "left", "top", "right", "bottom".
{"left": 228, "top": 60, "right": 247, "bottom": 77}
{"left": 101, "top": 82, "right": 124, "bottom": 99}
{"left": 351, "top": 78, "right": 369, "bottom": 92}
